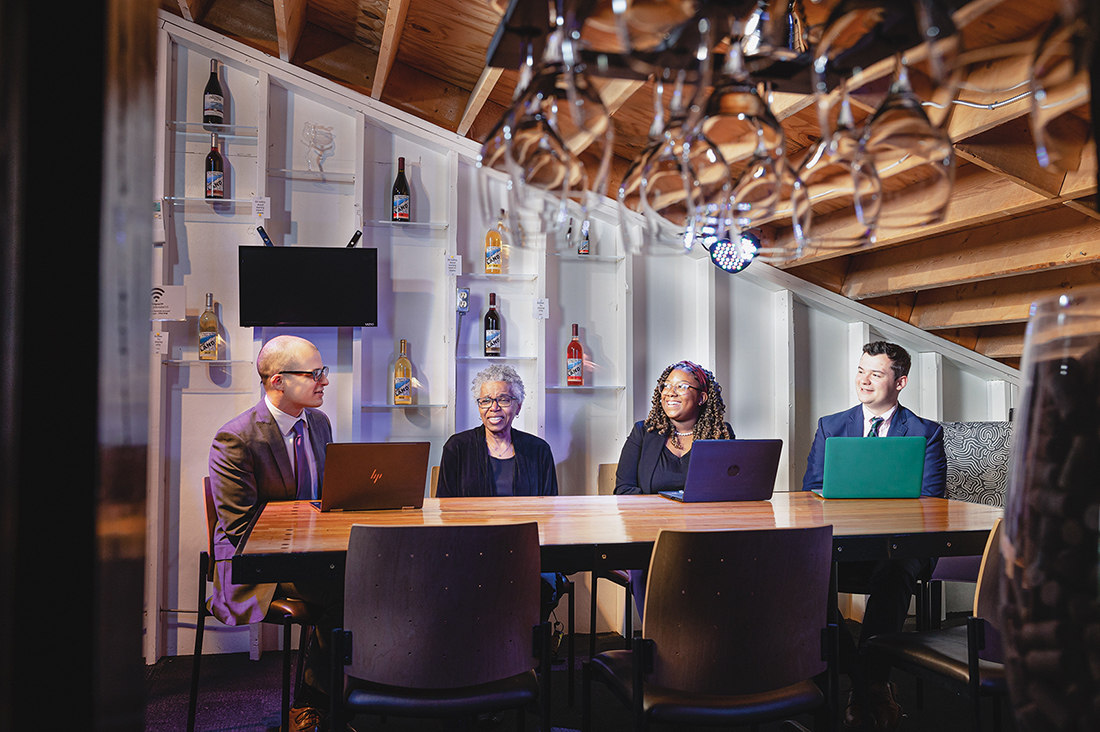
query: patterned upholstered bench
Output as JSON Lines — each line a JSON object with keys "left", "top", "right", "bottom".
{"left": 922, "top": 421, "right": 1012, "bottom": 628}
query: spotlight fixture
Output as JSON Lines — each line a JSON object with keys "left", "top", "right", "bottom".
{"left": 707, "top": 230, "right": 760, "bottom": 273}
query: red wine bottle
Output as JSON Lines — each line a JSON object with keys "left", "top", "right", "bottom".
{"left": 392, "top": 157, "right": 410, "bottom": 221}
{"left": 566, "top": 324, "right": 583, "bottom": 385}
{"left": 203, "top": 59, "right": 224, "bottom": 126}
{"left": 484, "top": 293, "right": 501, "bottom": 357}
{"left": 205, "top": 134, "right": 224, "bottom": 200}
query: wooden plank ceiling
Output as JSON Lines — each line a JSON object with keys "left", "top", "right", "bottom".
{"left": 164, "top": 0, "right": 1099, "bottom": 369}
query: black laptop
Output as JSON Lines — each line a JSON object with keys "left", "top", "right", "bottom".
{"left": 659, "top": 439, "right": 783, "bottom": 502}
{"left": 311, "top": 442, "right": 430, "bottom": 511}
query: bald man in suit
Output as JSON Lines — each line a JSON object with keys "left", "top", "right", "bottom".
{"left": 209, "top": 335, "right": 337, "bottom": 732}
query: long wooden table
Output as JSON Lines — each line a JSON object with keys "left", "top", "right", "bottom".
{"left": 233, "top": 493, "right": 1003, "bottom": 584}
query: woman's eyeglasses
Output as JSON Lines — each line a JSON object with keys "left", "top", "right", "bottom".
{"left": 278, "top": 366, "right": 329, "bottom": 382}
{"left": 476, "top": 395, "right": 515, "bottom": 408}
{"left": 659, "top": 381, "right": 700, "bottom": 395}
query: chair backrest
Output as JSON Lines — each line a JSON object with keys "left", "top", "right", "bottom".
{"left": 344, "top": 522, "right": 542, "bottom": 688}
{"left": 597, "top": 463, "right": 617, "bottom": 496}
{"left": 643, "top": 525, "right": 832, "bottom": 695}
{"left": 429, "top": 465, "right": 439, "bottom": 497}
{"left": 940, "top": 421, "right": 1012, "bottom": 507}
{"left": 973, "top": 517, "right": 1005, "bottom": 662}
{"left": 202, "top": 477, "right": 218, "bottom": 581}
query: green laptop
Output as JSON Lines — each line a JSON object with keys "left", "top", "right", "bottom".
{"left": 816, "top": 436, "right": 927, "bottom": 498}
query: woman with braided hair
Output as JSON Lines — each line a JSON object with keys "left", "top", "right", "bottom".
{"left": 612, "top": 360, "right": 734, "bottom": 619}
{"left": 614, "top": 360, "right": 734, "bottom": 495}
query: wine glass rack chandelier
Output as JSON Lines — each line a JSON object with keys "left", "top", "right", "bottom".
{"left": 475, "top": 0, "right": 1098, "bottom": 274}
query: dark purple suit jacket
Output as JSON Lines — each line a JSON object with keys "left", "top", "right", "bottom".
{"left": 207, "top": 399, "right": 332, "bottom": 625}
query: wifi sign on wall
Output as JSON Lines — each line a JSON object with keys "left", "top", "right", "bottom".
{"left": 150, "top": 285, "right": 186, "bottom": 321}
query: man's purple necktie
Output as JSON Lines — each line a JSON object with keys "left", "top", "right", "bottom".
{"left": 292, "top": 419, "right": 312, "bottom": 500}
{"left": 869, "top": 416, "right": 884, "bottom": 437}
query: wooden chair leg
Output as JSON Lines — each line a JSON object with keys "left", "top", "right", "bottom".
{"left": 187, "top": 553, "right": 209, "bottom": 732}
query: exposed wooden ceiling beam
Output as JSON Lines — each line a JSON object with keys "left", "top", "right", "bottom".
{"left": 597, "top": 78, "right": 646, "bottom": 113}
{"left": 775, "top": 163, "right": 1053, "bottom": 266}
{"left": 458, "top": 66, "right": 503, "bottom": 137}
{"left": 1064, "top": 197, "right": 1100, "bottom": 221}
{"left": 906, "top": 264, "right": 1100, "bottom": 330}
{"left": 273, "top": 0, "right": 307, "bottom": 63}
{"left": 834, "top": 207, "right": 1100, "bottom": 300}
{"left": 175, "top": 0, "right": 207, "bottom": 23}
{"left": 371, "top": 0, "right": 410, "bottom": 100}
{"left": 976, "top": 323, "right": 1028, "bottom": 359}
{"left": 955, "top": 118, "right": 1065, "bottom": 197}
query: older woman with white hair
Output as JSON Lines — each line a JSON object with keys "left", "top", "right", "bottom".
{"left": 437, "top": 363, "right": 558, "bottom": 497}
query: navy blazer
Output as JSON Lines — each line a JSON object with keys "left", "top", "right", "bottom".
{"left": 801, "top": 404, "right": 946, "bottom": 497}
{"left": 614, "top": 420, "right": 735, "bottom": 495}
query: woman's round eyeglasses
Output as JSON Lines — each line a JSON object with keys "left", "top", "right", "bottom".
{"left": 476, "top": 395, "right": 515, "bottom": 408}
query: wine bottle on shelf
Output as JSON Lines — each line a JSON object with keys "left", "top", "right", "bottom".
{"left": 394, "top": 339, "right": 413, "bottom": 405}
{"left": 392, "top": 156, "right": 410, "bottom": 221}
{"left": 205, "top": 134, "right": 224, "bottom": 200}
{"left": 578, "top": 219, "right": 590, "bottom": 255}
{"left": 203, "top": 59, "right": 224, "bottom": 126}
{"left": 199, "top": 292, "right": 218, "bottom": 361}
{"left": 484, "top": 293, "right": 501, "bottom": 357}
{"left": 566, "top": 324, "right": 583, "bottom": 385}
{"left": 485, "top": 209, "right": 505, "bottom": 274}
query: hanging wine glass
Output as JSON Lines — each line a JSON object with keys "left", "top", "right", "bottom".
{"left": 740, "top": 0, "right": 809, "bottom": 64}
{"left": 476, "top": 36, "right": 538, "bottom": 244}
{"left": 812, "top": 0, "right": 959, "bottom": 138}
{"left": 613, "top": 0, "right": 702, "bottom": 56}
{"left": 691, "top": 40, "right": 786, "bottom": 234}
{"left": 509, "top": 25, "right": 615, "bottom": 248}
{"left": 638, "top": 75, "right": 698, "bottom": 254}
{"left": 861, "top": 56, "right": 955, "bottom": 231}
{"left": 619, "top": 78, "right": 668, "bottom": 254}
{"left": 791, "top": 83, "right": 882, "bottom": 252}
{"left": 1030, "top": 13, "right": 1092, "bottom": 171}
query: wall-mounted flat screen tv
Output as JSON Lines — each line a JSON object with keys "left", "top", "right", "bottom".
{"left": 238, "top": 246, "right": 378, "bottom": 327}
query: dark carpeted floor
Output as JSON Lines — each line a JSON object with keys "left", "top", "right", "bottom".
{"left": 149, "top": 625, "right": 1015, "bottom": 732}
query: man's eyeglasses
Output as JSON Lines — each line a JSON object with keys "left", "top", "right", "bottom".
{"left": 659, "top": 381, "right": 700, "bottom": 395}
{"left": 476, "top": 395, "right": 515, "bottom": 408}
{"left": 278, "top": 366, "right": 329, "bottom": 382}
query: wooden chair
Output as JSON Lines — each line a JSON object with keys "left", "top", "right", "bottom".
{"left": 582, "top": 525, "right": 834, "bottom": 732}
{"left": 188, "top": 478, "right": 319, "bottom": 732}
{"left": 589, "top": 463, "right": 633, "bottom": 661}
{"left": 430, "top": 464, "right": 576, "bottom": 705}
{"left": 866, "top": 518, "right": 1007, "bottom": 732}
{"left": 331, "top": 522, "right": 552, "bottom": 732}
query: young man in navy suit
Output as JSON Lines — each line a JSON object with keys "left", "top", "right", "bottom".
{"left": 803, "top": 341, "right": 947, "bottom": 732}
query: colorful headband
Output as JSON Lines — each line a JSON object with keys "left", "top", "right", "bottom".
{"left": 670, "top": 360, "right": 708, "bottom": 390}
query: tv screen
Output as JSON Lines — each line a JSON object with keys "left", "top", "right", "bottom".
{"left": 238, "top": 246, "right": 378, "bottom": 327}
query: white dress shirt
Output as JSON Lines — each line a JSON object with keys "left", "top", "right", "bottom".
{"left": 265, "top": 395, "right": 319, "bottom": 498}
{"left": 862, "top": 403, "right": 899, "bottom": 437}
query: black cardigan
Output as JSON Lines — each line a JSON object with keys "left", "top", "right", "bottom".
{"left": 614, "top": 420, "right": 735, "bottom": 494}
{"left": 437, "top": 425, "right": 559, "bottom": 497}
